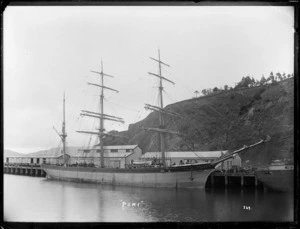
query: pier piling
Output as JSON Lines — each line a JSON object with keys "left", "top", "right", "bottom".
{"left": 208, "top": 171, "right": 262, "bottom": 189}
{"left": 4, "top": 164, "right": 46, "bottom": 178}
{"left": 224, "top": 175, "right": 228, "bottom": 187}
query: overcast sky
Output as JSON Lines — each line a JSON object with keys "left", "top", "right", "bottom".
{"left": 4, "top": 6, "right": 294, "bottom": 153}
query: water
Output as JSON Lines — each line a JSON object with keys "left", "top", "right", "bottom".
{"left": 4, "top": 174, "right": 294, "bottom": 222}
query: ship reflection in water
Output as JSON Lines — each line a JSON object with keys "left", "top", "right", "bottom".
{"left": 4, "top": 175, "right": 293, "bottom": 222}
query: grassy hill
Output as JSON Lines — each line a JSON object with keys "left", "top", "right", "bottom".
{"left": 104, "top": 78, "right": 294, "bottom": 167}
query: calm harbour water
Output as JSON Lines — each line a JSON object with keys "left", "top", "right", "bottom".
{"left": 4, "top": 174, "right": 294, "bottom": 222}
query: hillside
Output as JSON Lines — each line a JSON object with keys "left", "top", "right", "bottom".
{"left": 26, "top": 147, "right": 80, "bottom": 157}
{"left": 4, "top": 150, "right": 23, "bottom": 158}
{"left": 4, "top": 147, "right": 80, "bottom": 158}
{"left": 105, "top": 78, "right": 294, "bottom": 167}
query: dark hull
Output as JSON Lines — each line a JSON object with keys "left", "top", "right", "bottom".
{"left": 256, "top": 169, "right": 294, "bottom": 192}
{"left": 41, "top": 164, "right": 215, "bottom": 189}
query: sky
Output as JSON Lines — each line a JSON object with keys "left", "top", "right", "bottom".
{"left": 4, "top": 6, "right": 294, "bottom": 153}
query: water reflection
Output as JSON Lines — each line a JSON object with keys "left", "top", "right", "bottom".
{"left": 4, "top": 175, "right": 293, "bottom": 222}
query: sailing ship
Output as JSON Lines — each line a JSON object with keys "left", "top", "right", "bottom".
{"left": 42, "top": 51, "right": 270, "bottom": 188}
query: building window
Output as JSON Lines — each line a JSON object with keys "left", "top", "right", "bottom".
{"left": 111, "top": 149, "right": 118, "bottom": 153}
{"left": 84, "top": 150, "right": 90, "bottom": 153}
{"left": 97, "top": 150, "right": 101, "bottom": 153}
{"left": 126, "top": 149, "right": 130, "bottom": 152}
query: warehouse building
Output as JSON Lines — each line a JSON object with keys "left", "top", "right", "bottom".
{"left": 70, "top": 145, "right": 142, "bottom": 168}
{"left": 5, "top": 145, "right": 142, "bottom": 169}
{"left": 5, "top": 150, "right": 70, "bottom": 165}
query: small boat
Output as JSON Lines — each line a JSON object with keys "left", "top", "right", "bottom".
{"left": 42, "top": 51, "right": 270, "bottom": 188}
{"left": 255, "top": 160, "right": 294, "bottom": 192}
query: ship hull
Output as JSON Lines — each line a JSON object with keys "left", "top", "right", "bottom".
{"left": 41, "top": 165, "right": 214, "bottom": 189}
{"left": 256, "top": 169, "right": 294, "bottom": 192}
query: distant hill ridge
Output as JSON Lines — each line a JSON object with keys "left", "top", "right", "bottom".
{"left": 4, "top": 147, "right": 80, "bottom": 158}
{"left": 4, "top": 150, "right": 24, "bottom": 157}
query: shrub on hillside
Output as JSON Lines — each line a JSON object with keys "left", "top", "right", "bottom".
{"left": 239, "top": 102, "right": 253, "bottom": 115}
{"left": 253, "top": 92, "right": 262, "bottom": 101}
{"left": 260, "top": 87, "right": 266, "bottom": 94}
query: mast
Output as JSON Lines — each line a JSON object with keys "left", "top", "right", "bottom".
{"left": 77, "top": 60, "right": 123, "bottom": 168}
{"left": 145, "top": 49, "right": 180, "bottom": 169}
{"left": 53, "top": 92, "right": 67, "bottom": 166}
{"left": 62, "top": 92, "right": 67, "bottom": 166}
{"left": 158, "top": 50, "right": 166, "bottom": 168}
{"left": 100, "top": 61, "right": 104, "bottom": 168}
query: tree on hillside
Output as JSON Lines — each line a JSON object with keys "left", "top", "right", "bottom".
{"left": 282, "top": 73, "right": 286, "bottom": 80}
{"left": 194, "top": 90, "right": 199, "bottom": 98}
{"left": 260, "top": 75, "right": 267, "bottom": 85}
{"left": 240, "top": 76, "right": 246, "bottom": 87}
{"left": 268, "top": 72, "right": 275, "bottom": 83}
{"left": 224, "top": 85, "right": 229, "bottom": 91}
{"left": 236, "top": 75, "right": 253, "bottom": 88}
{"left": 234, "top": 77, "right": 243, "bottom": 89}
{"left": 276, "top": 72, "right": 282, "bottom": 81}
{"left": 213, "top": 87, "right": 219, "bottom": 93}
{"left": 251, "top": 77, "right": 255, "bottom": 87}
{"left": 255, "top": 79, "right": 260, "bottom": 87}
{"left": 244, "top": 76, "right": 253, "bottom": 87}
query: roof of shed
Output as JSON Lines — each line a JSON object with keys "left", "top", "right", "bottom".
{"left": 92, "top": 145, "right": 138, "bottom": 150}
{"left": 71, "top": 150, "right": 133, "bottom": 158}
{"left": 141, "top": 151, "right": 227, "bottom": 159}
{"left": 7, "top": 152, "right": 70, "bottom": 158}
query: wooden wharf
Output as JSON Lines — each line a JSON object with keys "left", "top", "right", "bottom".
{"left": 207, "top": 171, "right": 263, "bottom": 188}
{"left": 4, "top": 163, "right": 46, "bottom": 177}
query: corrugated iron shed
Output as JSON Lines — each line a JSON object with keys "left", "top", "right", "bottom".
{"left": 141, "top": 151, "right": 227, "bottom": 159}
{"left": 92, "top": 145, "right": 138, "bottom": 150}
{"left": 72, "top": 150, "right": 133, "bottom": 158}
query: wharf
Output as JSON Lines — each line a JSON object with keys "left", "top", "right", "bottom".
{"left": 207, "top": 171, "right": 263, "bottom": 188}
{"left": 4, "top": 163, "right": 46, "bottom": 177}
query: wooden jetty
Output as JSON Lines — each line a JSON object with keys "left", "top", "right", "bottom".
{"left": 4, "top": 163, "right": 46, "bottom": 177}
{"left": 207, "top": 171, "right": 263, "bottom": 188}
